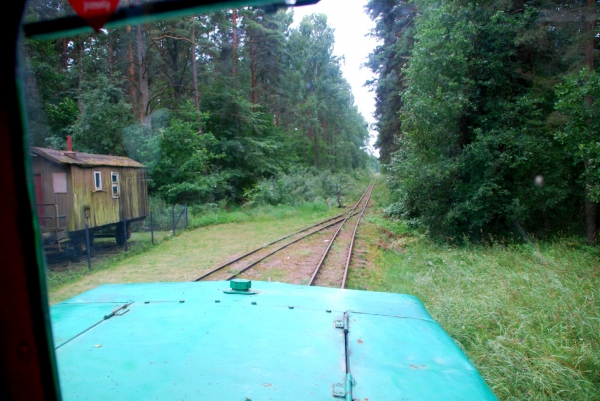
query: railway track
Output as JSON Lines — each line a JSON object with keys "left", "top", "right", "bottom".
{"left": 193, "top": 181, "right": 375, "bottom": 288}
{"left": 308, "top": 182, "right": 374, "bottom": 288}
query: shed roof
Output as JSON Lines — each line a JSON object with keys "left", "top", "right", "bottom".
{"left": 31, "top": 147, "right": 145, "bottom": 168}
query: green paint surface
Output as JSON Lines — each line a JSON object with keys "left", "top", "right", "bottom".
{"left": 51, "top": 281, "right": 497, "bottom": 400}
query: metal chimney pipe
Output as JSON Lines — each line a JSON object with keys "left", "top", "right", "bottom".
{"left": 65, "top": 135, "right": 76, "bottom": 158}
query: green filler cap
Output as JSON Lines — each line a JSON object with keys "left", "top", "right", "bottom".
{"left": 230, "top": 279, "right": 252, "bottom": 291}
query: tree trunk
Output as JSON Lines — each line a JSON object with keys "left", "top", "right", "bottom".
{"left": 586, "top": 0, "right": 594, "bottom": 73}
{"left": 136, "top": 23, "right": 151, "bottom": 132}
{"left": 126, "top": 0, "right": 137, "bottom": 118}
{"left": 232, "top": 9, "right": 237, "bottom": 77}
{"left": 250, "top": 37, "right": 257, "bottom": 104}
{"left": 313, "top": 132, "right": 318, "bottom": 168}
{"left": 584, "top": 0, "right": 597, "bottom": 243}
{"left": 321, "top": 120, "right": 329, "bottom": 168}
{"left": 170, "top": 40, "right": 181, "bottom": 99}
{"left": 309, "top": 125, "right": 318, "bottom": 168}
{"left": 191, "top": 22, "right": 202, "bottom": 133}
{"left": 77, "top": 37, "right": 85, "bottom": 114}
{"left": 128, "top": 26, "right": 137, "bottom": 117}
{"left": 585, "top": 182, "right": 597, "bottom": 243}
{"left": 62, "top": 38, "right": 68, "bottom": 71}
{"left": 108, "top": 40, "right": 114, "bottom": 80}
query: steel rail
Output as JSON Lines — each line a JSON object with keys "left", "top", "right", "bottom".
{"left": 308, "top": 182, "right": 374, "bottom": 286}
{"left": 192, "top": 190, "right": 369, "bottom": 282}
{"left": 340, "top": 183, "right": 375, "bottom": 289}
{"left": 222, "top": 210, "right": 363, "bottom": 281}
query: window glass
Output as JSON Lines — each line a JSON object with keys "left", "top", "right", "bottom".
{"left": 94, "top": 171, "right": 102, "bottom": 191}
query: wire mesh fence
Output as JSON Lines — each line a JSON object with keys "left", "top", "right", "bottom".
{"left": 41, "top": 203, "right": 188, "bottom": 272}
{"left": 148, "top": 203, "right": 188, "bottom": 236}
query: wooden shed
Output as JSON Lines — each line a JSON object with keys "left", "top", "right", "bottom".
{"left": 31, "top": 146, "right": 148, "bottom": 246}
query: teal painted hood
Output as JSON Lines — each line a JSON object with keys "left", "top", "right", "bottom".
{"left": 51, "top": 281, "right": 498, "bottom": 400}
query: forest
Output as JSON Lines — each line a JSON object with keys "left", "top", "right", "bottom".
{"left": 23, "top": 0, "right": 372, "bottom": 207}
{"left": 366, "top": 0, "right": 600, "bottom": 242}
{"left": 23, "top": 0, "right": 600, "bottom": 244}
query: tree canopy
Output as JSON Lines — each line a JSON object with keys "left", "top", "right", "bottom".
{"left": 366, "top": 0, "right": 599, "bottom": 241}
{"left": 24, "top": 1, "right": 371, "bottom": 204}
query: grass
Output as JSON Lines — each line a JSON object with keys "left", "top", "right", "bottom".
{"left": 251, "top": 268, "right": 288, "bottom": 282}
{"left": 346, "top": 178, "right": 600, "bottom": 400}
{"left": 47, "top": 202, "right": 345, "bottom": 304}
{"left": 46, "top": 231, "right": 161, "bottom": 291}
{"left": 188, "top": 201, "right": 334, "bottom": 229}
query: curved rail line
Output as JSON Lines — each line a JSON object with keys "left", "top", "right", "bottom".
{"left": 308, "top": 182, "right": 374, "bottom": 288}
{"left": 193, "top": 182, "right": 374, "bottom": 282}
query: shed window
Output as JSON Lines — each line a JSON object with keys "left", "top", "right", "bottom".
{"left": 111, "top": 172, "right": 120, "bottom": 198}
{"left": 94, "top": 171, "right": 102, "bottom": 191}
{"left": 52, "top": 172, "right": 67, "bottom": 193}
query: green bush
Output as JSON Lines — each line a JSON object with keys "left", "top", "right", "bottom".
{"left": 244, "top": 167, "right": 370, "bottom": 206}
{"left": 385, "top": 1, "right": 582, "bottom": 241}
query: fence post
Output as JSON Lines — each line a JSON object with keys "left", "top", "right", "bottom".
{"left": 172, "top": 204, "right": 175, "bottom": 236}
{"left": 123, "top": 219, "right": 128, "bottom": 252}
{"left": 184, "top": 203, "right": 188, "bottom": 230}
{"left": 150, "top": 211, "right": 154, "bottom": 245}
{"left": 85, "top": 223, "right": 91, "bottom": 270}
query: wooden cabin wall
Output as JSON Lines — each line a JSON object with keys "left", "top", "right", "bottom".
{"left": 31, "top": 156, "right": 72, "bottom": 231}
{"left": 70, "top": 166, "right": 148, "bottom": 231}
{"left": 70, "top": 166, "right": 117, "bottom": 231}
{"left": 120, "top": 167, "right": 148, "bottom": 220}
{"left": 138, "top": 170, "right": 149, "bottom": 217}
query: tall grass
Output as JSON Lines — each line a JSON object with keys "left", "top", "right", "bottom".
{"left": 188, "top": 202, "right": 331, "bottom": 229}
{"left": 350, "top": 180, "right": 600, "bottom": 400}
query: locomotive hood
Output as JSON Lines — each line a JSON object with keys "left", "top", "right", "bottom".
{"left": 51, "top": 281, "right": 497, "bottom": 400}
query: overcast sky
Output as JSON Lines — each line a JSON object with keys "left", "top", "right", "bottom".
{"left": 290, "top": 0, "right": 379, "bottom": 155}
